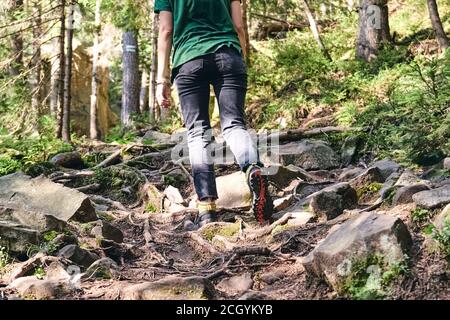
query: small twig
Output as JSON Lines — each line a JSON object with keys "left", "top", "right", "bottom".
{"left": 93, "top": 149, "right": 123, "bottom": 169}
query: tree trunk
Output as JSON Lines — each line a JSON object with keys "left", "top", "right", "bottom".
{"left": 62, "top": 1, "right": 75, "bottom": 143}
{"left": 356, "top": 0, "right": 391, "bottom": 62}
{"left": 301, "top": 0, "right": 332, "bottom": 62}
{"left": 31, "top": 0, "right": 42, "bottom": 118}
{"left": 242, "top": 0, "right": 251, "bottom": 64}
{"left": 121, "top": 30, "right": 140, "bottom": 128}
{"left": 50, "top": 38, "right": 60, "bottom": 116}
{"left": 427, "top": 0, "right": 449, "bottom": 51}
{"left": 56, "top": 0, "right": 66, "bottom": 139}
{"left": 10, "top": 0, "right": 24, "bottom": 76}
{"left": 90, "top": 0, "right": 101, "bottom": 140}
{"left": 149, "top": 12, "right": 159, "bottom": 122}
{"left": 139, "top": 69, "right": 149, "bottom": 114}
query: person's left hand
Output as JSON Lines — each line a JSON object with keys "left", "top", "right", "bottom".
{"left": 156, "top": 82, "right": 171, "bottom": 109}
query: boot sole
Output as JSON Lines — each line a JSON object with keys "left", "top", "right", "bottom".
{"left": 249, "top": 170, "right": 273, "bottom": 225}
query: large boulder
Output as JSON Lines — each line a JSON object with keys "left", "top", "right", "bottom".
{"left": 349, "top": 167, "right": 385, "bottom": 190}
{"left": 49, "top": 151, "right": 83, "bottom": 169}
{"left": 412, "top": 185, "right": 450, "bottom": 209}
{"left": 0, "top": 173, "right": 97, "bottom": 223}
{"left": 121, "top": 276, "right": 216, "bottom": 300}
{"left": 394, "top": 170, "right": 428, "bottom": 187}
{"left": 0, "top": 222, "right": 40, "bottom": 253}
{"left": 7, "top": 276, "right": 72, "bottom": 300}
{"left": 443, "top": 158, "right": 450, "bottom": 170}
{"left": 303, "top": 212, "right": 412, "bottom": 293}
{"left": 268, "top": 165, "right": 313, "bottom": 189}
{"left": 57, "top": 245, "right": 99, "bottom": 268}
{"left": 264, "top": 140, "right": 340, "bottom": 171}
{"left": 371, "top": 159, "right": 402, "bottom": 180}
{"left": 90, "top": 220, "right": 124, "bottom": 243}
{"left": 308, "top": 183, "right": 358, "bottom": 220}
{"left": 392, "top": 184, "right": 430, "bottom": 206}
{"left": 215, "top": 172, "right": 251, "bottom": 209}
{"left": 433, "top": 203, "right": 450, "bottom": 231}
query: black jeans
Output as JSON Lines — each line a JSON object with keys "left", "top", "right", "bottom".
{"left": 174, "top": 46, "right": 259, "bottom": 201}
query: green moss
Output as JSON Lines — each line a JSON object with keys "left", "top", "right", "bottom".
{"left": 200, "top": 222, "right": 241, "bottom": 242}
{"left": 33, "top": 266, "right": 46, "bottom": 280}
{"left": 356, "top": 183, "right": 383, "bottom": 199}
{"left": 145, "top": 203, "right": 158, "bottom": 213}
{"left": 342, "top": 253, "right": 409, "bottom": 300}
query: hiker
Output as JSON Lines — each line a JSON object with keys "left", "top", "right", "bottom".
{"left": 155, "top": 0, "right": 273, "bottom": 230}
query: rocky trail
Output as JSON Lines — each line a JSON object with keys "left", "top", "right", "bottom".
{"left": 0, "top": 128, "right": 449, "bottom": 300}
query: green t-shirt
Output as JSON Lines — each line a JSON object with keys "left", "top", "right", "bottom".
{"left": 154, "top": 0, "right": 242, "bottom": 69}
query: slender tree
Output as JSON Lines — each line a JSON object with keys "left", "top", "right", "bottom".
{"left": 62, "top": 0, "right": 75, "bottom": 142}
{"left": 56, "top": 0, "right": 66, "bottom": 138}
{"left": 10, "top": 0, "right": 24, "bottom": 76}
{"left": 30, "top": 0, "right": 42, "bottom": 117}
{"left": 149, "top": 8, "right": 158, "bottom": 121}
{"left": 427, "top": 0, "right": 449, "bottom": 51}
{"left": 242, "top": 0, "right": 251, "bottom": 64}
{"left": 90, "top": 0, "right": 101, "bottom": 140}
{"left": 300, "top": 0, "right": 332, "bottom": 62}
{"left": 121, "top": 30, "right": 140, "bottom": 128}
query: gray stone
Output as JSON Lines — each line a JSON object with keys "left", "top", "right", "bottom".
{"left": 293, "top": 181, "right": 334, "bottom": 199}
{"left": 0, "top": 221, "right": 40, "bottom": 253}
{"left": 371, "top": 159, "right": 402, "bottom": 180}
{"left": 121, "top": 276, "right": 216, "bottom": 300}
{"left": 0, "top": 173, "right": 97, "bottom": 223}
{"left": 266, "top": 140, "right": 340, "bottom": 171}
{"left": 338, "top": 167, "right": 365, "bottom": 182}
{"left": 394, "top": 170, "right": 428, "bottom": 187}
{"left": 268, "top": 165, "right": 313, "bottom": 189}
{"left": 273, "top": 195, "right": 295, "bottom": 212}
{"left": 310, "top": 191, "right": 343, "bottom": 221}
{"left": 141, "top": 130, "right": 172, "bottom": 144}
{"left": 341, "top": 136, "right": 361, "bottom": 167}
{"left": 50, "top": 151, "right": 83, "bottom": 169}
{"left": 443, "top": 158, "right": 450, "bottom": 170}
{"left": 307, "top": 183, "right": 358, "bottom": 220}
{"left": 7, "top": 276, "right": 72, "bottom": 300}
{"left": 90, "top": 220, "right": 124, "bottom": 243}
{"left": 57, "top": 245, "right": 99, "bottom": 268}
{"left": 303, "top": 212, "right": 412, "bottom": 293}
{"left": 85, "top": 258, "right": 119, "bottom": 279}
{"left": 392, "top": 184, "right": 430, "bottom": 205}
{"left": 0, "top": 207, "right": 66, "bottom": 233}
{"left": 433, "top": 203, "right": 450, "bottom": 231}
{"left": 349, "top": 167, "right": 385, "bottom": 190}
{"left": 412, "top": 185, "right": 450, "bottom": 209}
{"left": 216, "top": 172, "right": 251, "bottom": 209}
{"left": 164, "top": 186, "right": 185, "bottom": 205}
{"left": 217, "top": 273, "right": 253, "bottom": 295}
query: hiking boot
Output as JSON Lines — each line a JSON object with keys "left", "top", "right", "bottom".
{"left": 195, "top": 201, "right": 217, "bottom": 228}
{"left": 246, "top": 164, "right": 273, "bottom": 225}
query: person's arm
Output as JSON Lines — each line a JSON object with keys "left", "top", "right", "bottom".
{"left": 230, "top": 0, "right": 246, "bottom": 60}
{"left": 156, "top": 11, "right": 173, "bottom": 108}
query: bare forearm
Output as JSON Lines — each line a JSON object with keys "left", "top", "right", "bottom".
{"left": 157, "top": 30, "right": 172, "bottom": 82}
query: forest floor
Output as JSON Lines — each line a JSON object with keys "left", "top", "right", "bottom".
{"left": 1, "top": 121, "right": 449, "bottom": 300}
